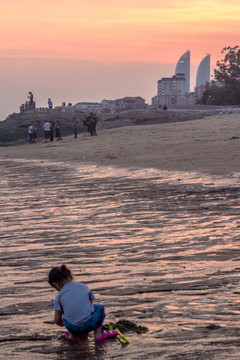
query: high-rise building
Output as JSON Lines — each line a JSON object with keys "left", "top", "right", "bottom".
{"left": 157, "top": 77, "right": 172, "bottom": 95}
{"left": 175, "top": 50, "right": 190, "bottom": 93}
{"left": 171, "top": 73, "right": 186, "bottom": 95}
{"left": 157, "top": 73, "right": 186, "bottom": 96}
{"left": 196, "top": 54, "right": 210, "bottom": 87}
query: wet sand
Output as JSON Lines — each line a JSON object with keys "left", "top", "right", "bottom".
{"left": 1, "top": 114, "right": 240, "bottom": 359}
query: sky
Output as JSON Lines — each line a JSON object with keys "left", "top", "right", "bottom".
{"left": 0, "top": 0, "right": 239, "bottom": 120}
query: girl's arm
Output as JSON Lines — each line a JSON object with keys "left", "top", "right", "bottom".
{"left": 54, "top": 310, "right": 64, "bottom": 327}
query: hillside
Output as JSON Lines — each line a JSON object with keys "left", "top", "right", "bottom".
{"left": 0, "top": 107, "right": 238, "bottom": 146}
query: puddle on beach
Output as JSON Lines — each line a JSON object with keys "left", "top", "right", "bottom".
{"left": 1, "top": 159, "right": 240, "bottom": 359}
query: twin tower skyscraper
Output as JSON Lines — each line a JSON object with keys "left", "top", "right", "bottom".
{"left": 175, "top": 50, "right": 210, "bottom": 93}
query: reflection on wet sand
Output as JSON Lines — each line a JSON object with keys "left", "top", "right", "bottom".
{"left": 1, "top": 159, "right": 240, "bottom": 359}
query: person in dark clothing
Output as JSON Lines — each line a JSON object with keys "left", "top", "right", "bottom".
{"left": 50, "top": 121, "right": 55, "bottom": 141}
{"left": 73, "top": 118, "right": 78, "bottom": 139}
{"left": 55, "top": 121, "right": 62, "bottom": 140}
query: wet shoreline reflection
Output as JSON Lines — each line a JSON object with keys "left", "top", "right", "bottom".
{"left": 0, "top": 159, "right": 240, "bottom": 359}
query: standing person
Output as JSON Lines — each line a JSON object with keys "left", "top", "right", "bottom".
{"left": 82, "top": 115, "right": 89, "bottom": 137}
{"left": 28, "top": 92, "right": 33, "bottom": 105}
{"left": 89, "top": 113, "right": 95, "bottom": 136}
{"left": 92, "top": 113, "right": 98, "bottom": 136}
{"left": 48, "top": 98, "right": 53, "bottom": 109}
{"left": 50, "top": 121, "right": 55, "bottom": 142}
{"left": 43, "top": 119, "right": 51, "bottom": 143}
{"left": 48, "top": 265, "right": 116, "bottom": 342}
{"left": 28, "top": 123, "right": 34, "bottom": 143}
{"left": 32, "top": 123, "right": 37, "bottom": 143}
{"left": 55, "top": 121, "right": 62, "bottom": 141}
{"left": 72, "top": 118, "right": 77, "bottom": 139}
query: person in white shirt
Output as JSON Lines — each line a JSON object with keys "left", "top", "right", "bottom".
{"left": 43, "top": 120, "right": 51, "bottom": 143}
{"left": 28, "top": 123, "right": 34, "bottom": 143}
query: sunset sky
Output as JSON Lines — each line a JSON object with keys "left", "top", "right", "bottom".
{"left": 0, "top": 0, "right": 239, "bottom": 119}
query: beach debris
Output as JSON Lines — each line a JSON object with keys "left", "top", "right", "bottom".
{"left": 107, "top": 319, "right": 148, "bottom": 334}
{"left": 205, "top": 324, "right": 221, "bottom": 330}
{"left": 109, "top": 325, "right": 129, "bottom": 344}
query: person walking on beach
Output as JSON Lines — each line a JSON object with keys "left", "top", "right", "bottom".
{"left": 48, "top": 265, "right": 116, "bottom": 342}
{"left": 72, "top": 118, "right": 78, "bottom": 139}
{"left": 43, "top": 119, "right": 51, "bottom": 143}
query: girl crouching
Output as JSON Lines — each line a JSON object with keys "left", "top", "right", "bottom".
{"left": 48, "top": 265, "right": 116, "bottom": 342}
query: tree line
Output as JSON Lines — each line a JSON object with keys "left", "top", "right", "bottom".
{"left": 200, "top": 46, "right": 240, "bottom": 106}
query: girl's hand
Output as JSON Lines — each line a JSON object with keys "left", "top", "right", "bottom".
{"left": 54, "top": 310, "right": 63, "bottom": 327}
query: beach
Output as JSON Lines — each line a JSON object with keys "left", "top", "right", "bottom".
{"left": 0, "top": 113, "right": 240, "bottom": 175}
{"left": 1, "top": 113, "right": 240, "bottom": 360}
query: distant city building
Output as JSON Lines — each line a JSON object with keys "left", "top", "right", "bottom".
{"left": 75, "top": 97, "right": 147, "bottom": 112}
{"left": 175, "top": 50, "right": 190, "bottom": 93}
{"left": 155, "top": 51, "right": 190, "bottom": 107}
{"left": 152, "top": 93, "right": 188, "bottom": 108}
{"left": 157, "top": 77, "right": 172, "bottom": 95}
{"left": 194, "top": 84, "right": 208, "bottom": 103}
{"left": 118, "top": 97, "right": 147, "bottom": 110}
{"left": 101, "top": 99, "right": 116, "bottom": 108}
{"left": 75, "top": 102, "right": 102, "bottom": 110}
{"left": 196, "top": 54, "right": 210, "bottom": 87}
{"left": 171, "top": 73, "right": 187, "bottom": 95}
{"left": 187, "top": 92, "right": 195, "bottom": 106}
{"left": 157, "top": 73, "right": 186, "bottom": 96}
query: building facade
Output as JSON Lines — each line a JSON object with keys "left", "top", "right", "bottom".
{"left": 157, "top": 77, "right": 172, "bottom": 95}
{"left": 196, "top": 54, "right": 210, "bottom": 87}
{"left": 175, "top": 50, "right": 190, "bottom": 93}
{"left": 157, "top": 73, "right": 186, "bottom": 96}
{"left": 118, "top": 97, "right": 147, "bottom": 110}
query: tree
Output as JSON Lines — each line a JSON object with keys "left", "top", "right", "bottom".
{"left": 200, "top": 46, "right": 240, "bottom": 105}
{"left": 213, "top": 46, "right": 240, "bottom": 104}
{"left": 215, "top": 46, "right": 240, "bottom": 86}
{"left": 199, "top": 85, "right": 235, "bottom": 105}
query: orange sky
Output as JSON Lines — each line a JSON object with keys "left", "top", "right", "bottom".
{"left": 0, "top": 0, "right": 239, "bottom": 118}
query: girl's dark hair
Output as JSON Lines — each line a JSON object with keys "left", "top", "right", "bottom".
{"left": 48, "top": 265, "right": 72, "bottom": 286}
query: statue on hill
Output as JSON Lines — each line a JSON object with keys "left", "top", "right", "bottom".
{"left": 20, "top": 92, "right": 36, "bottom": 112}
{"left": 28, "top": 92, "right": 33, "bottom": 104}
{"left": 28, "top": 92, "right": 35, "bottom": 109}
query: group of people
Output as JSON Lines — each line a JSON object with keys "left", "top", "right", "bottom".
{"left": 158, "top": 104, "right": 168, "bottom": 110}
{"left": 20, "top": 92, "right": 36, "bottom": 113}
{"left": 43, "top": 120, "right": 62, "bottom": 143}
{"left": 83, "top": 113, "right": 98, "bottom": 136}
{"left": 28, "top": 112, "right": 98, "bottom": 144}
{"left": 70, "top": 113, "right": 98, "bottom": 139}
{"left": 28, "top": 120, "right": 62, "bottom": 144}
